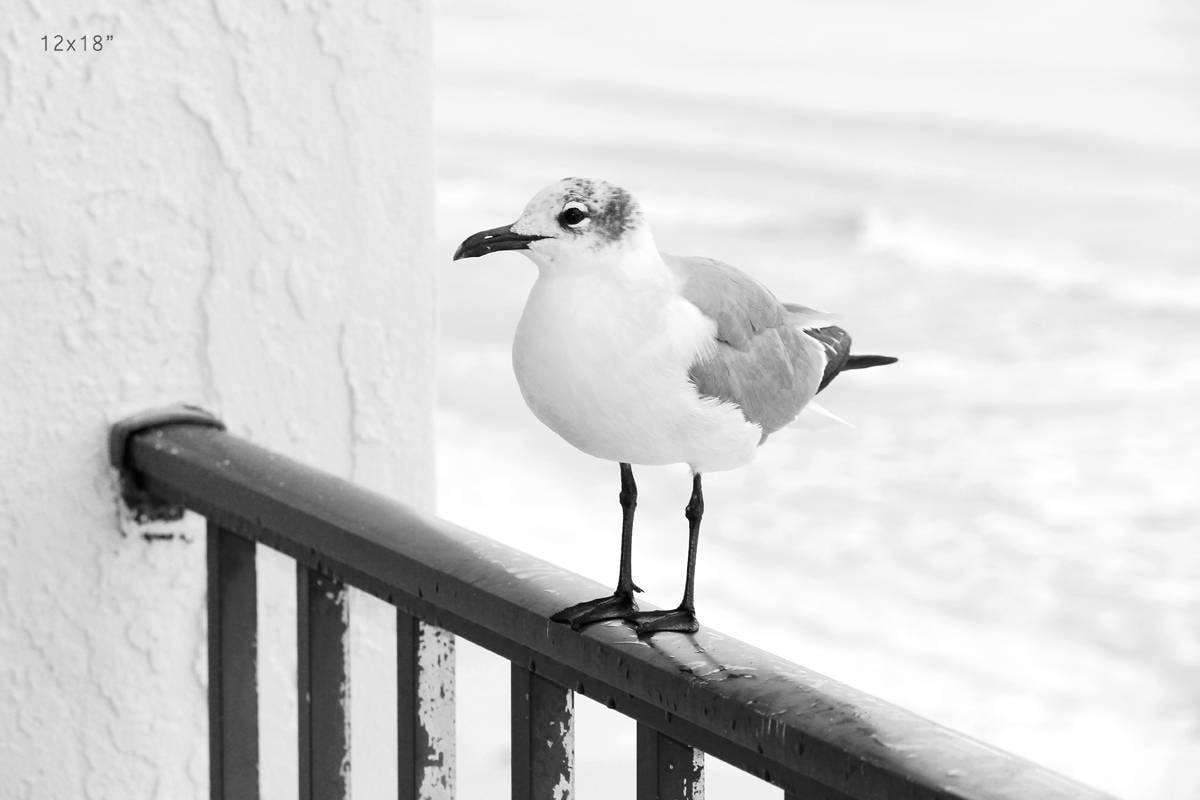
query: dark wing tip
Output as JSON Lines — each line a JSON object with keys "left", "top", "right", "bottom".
{"left": 805, "top": 328, "right": 898, "bottom": 393}
{"left": 804, "top": 326, "right": 853, "bottom": 392}
{"left": 844, "top": 354, "right": 898, "bottom": 369}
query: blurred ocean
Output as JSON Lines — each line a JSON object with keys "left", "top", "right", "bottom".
{"left": 433, "top": 2, "right": 1200, "bottom": 797}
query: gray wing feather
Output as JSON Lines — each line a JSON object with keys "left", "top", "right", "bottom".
{"left": 662, "top": 253, "right": 784, "bottom": 350}
{"left": 664, "top": 253, "right": 827, "bottom": 441}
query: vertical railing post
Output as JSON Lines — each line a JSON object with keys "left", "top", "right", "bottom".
{"left": 397, "top": 610, "right": 456, "bottom": 800}
{"left": 637, "top": 724, "right": 703, "bottom": 800}
{"left": 511, "top": 666, "right": 574, "bottom": 800}
{"left": 207, "top": 522, "right": 259, "bottom": 800}
{"left": 297, "top": 565, "right": 351, "bottom": 800}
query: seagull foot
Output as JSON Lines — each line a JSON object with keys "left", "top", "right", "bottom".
{"left": 630, "top": 607, "right": 699, "bottom": 636}
{"left": 550, "top": 591, "right": 639, "bottom": 630}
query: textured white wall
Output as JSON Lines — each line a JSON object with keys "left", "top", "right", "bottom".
{"left": 0, "top": 1, "right": 433, "bottom": 797}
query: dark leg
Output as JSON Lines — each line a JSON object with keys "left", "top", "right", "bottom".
{"left": 550, "top": 463, "right": 640, "bottom": 630}
{"left": 615, "top": 462, "right": 642, "bottom": 595}
{"left": 630, "top": 473, "right": 703, "bottom": 635}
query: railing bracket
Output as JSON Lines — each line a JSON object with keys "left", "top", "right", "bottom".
{"left": 109, "top": 403, "right": 225, "bottom": 523}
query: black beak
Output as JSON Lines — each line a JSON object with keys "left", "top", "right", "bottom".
{"left": 453, "top": 225, "right": 549, "bottom": 260}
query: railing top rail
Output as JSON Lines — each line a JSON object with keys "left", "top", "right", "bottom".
{"left": 113, "top": 410, "right": 1114, "bottom": 800}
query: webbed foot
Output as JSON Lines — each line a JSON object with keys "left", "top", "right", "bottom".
{"left": 550, "top": 591, "right": 639, "bottom": 630}
{"left": 629, "top": 607, "right": 699, "bottom": 636}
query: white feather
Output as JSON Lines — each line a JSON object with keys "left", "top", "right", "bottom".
{"left": 794, "top": 400, "right": 855, "bottom": 429}
{"left": 513, "top": 266, "right": 764, "bottom": 473}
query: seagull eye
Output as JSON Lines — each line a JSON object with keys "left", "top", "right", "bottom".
{"left": 558, "top": 203, "right": 590, "bottom": 228}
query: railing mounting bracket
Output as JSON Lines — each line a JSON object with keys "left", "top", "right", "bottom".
{"left": 109, "top": 403, "right": 225, "bottom": 523}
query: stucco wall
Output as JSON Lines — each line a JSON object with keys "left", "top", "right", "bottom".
{"left": 0, "top": 1, "right": 433, "bottom": 797}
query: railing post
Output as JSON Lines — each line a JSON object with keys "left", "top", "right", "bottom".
{"left": 207, "top": 522, "right": 259, "bottom": 800}
{"left": 297, "top": 565, "right": 351, "bottom": 800}
{"left": 637, "top": 724, "right": 703, "bottom": 800}
{"left": 397, "top": 610, "right": 456, "bottom": 800}
{"left": 511, "top": 666, "right": 574, "bottom": 800}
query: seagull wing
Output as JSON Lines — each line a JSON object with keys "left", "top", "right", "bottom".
{"left": 663, "top": 253, "right": 829, "bottom": 441}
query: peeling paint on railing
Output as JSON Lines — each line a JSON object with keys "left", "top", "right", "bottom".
{"left": 416, "top": 624, "right": 455, "bottom": 800}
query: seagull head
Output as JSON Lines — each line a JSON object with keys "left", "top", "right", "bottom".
{"left": 453, "top": 177, "right": 655, "bottom": 270}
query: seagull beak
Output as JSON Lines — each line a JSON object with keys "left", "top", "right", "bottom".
{"left": 453, "top": 225, "right": 549, "bottom": 260}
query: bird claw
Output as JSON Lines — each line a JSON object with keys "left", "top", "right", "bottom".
{"left": 550, "top": 591, "right": 639, "bottom": 630}
{"left": 630, "top": 607, "right": 699, "bottom": 636}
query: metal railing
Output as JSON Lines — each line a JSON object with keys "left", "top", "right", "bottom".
{"left": 109, "top": 406, "right": 1115, "bottom": 800}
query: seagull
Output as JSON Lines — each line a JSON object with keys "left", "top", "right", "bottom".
{"left": 453, "top": 177, "right": 896, "bottom": 635}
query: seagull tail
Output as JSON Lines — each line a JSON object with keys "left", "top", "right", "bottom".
{"left": 843, "top": 354, "right": 898, "bottom": 370}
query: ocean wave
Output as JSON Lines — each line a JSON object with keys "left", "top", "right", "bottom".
{"left": 855, "top": 207, "right": 1200, "bottom": 313}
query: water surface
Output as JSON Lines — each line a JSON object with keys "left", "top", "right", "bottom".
{"left": 435, "top": 3, "right": 1200, "bottom": 797}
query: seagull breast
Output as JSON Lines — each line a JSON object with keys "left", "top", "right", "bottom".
{"left": 512, "top": 268, "right": 765, "bottom": 473}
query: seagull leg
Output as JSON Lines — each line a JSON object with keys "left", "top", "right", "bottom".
{"left": 550, "top": 462, "right": 640, "bottom": 630}
{"left": 631, "top": 473, "right": 703, "bottom": 636}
